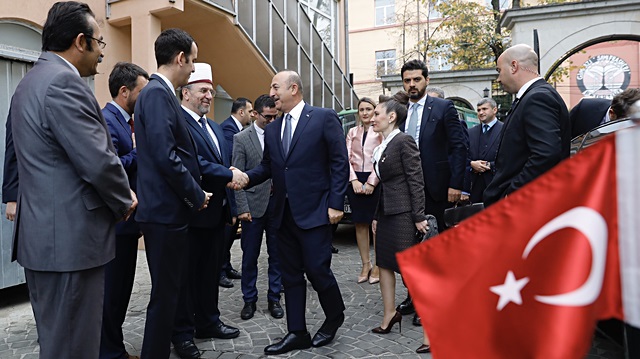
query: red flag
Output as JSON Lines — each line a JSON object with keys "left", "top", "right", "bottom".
{"left": 398, "top": 134, "right": 624, "bottom": 359}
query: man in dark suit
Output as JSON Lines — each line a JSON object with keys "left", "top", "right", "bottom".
{"left": 233, "top": 94, "right": 283, "bottom": 320}
{"left": 243, "top": 70, "right": 348, "bottom": 355}
{"left": 134, "top": 29, "right": 212, "bottom": 359}
{"left": 219, "top": 98, "right": 254, "bottom": 288}
{"left": 397, "top": 60, "right": 468, "bottom": 325}
{"left": 461, "top": 98, "right": 503, "bottom": 204}
{"left": 570, "top": 88, "right": 640, "bottom": 138}
{"left": 171, "top": 63, "right": 243, "bottom": 359}
{"left": 484, "top": 44, "right": 570, "bottom": 207}
{"left": 401, "top": 59, "right": 468, "bottom": 232}
{"left": 100, "top": 62, "right": 149, "bottom": 359}
{"left": 569, "top": 97, "right": 610, "bottom": 138}
{"left": 3, "top": 3, "right": 135, "bottom": 358}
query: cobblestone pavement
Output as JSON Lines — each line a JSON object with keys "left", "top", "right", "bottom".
{"left": 0, "top": 225, "right": 625, "bottom": 359}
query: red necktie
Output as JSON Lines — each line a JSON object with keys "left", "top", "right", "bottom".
{"left": 128, "top": 118, "right": 134, "bottom": 134}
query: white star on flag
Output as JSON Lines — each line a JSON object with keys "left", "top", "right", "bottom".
{"left": 490, "top": 271, "right": 530, "bottom": 311}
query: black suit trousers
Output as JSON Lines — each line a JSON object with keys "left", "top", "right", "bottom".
{"left": 172, "top": 216, "right": 226, "bottom": 342}
{"left": 278, "top": 201, "right": 345, "bottom": 332}
{"left": 140, "top": 223, "right": 189, "bottom": 359}
{"left": 100, "top": 233, "right": 139, "bottom": 359}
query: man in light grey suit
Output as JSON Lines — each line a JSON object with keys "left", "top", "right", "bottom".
{"left": 6, "top": 3, "right": 135, "bottom": 358}
{"left": 233, "top": 95, "right": 283, "bottom": 321}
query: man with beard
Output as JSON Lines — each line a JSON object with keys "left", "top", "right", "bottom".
{"left": 4, "top": 2, "right": 135, "bottom": 357}
{"left": 100, "top": 62, "right": 149, "bottom": 359}
{"left": 397, "top": 59, "right": 468, "bottom": 327}
{"left": 171, "top": 63, "right": 243, "bottom": 359}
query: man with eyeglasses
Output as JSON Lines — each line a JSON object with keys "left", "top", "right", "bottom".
{"left": 3, "top": 2, "right": 135, "bottom": 358}
{"left": 170, "top": 63, "right": 243, "bottom": 359}
{"left": 232, "top": 94, "right": 284, "bottom": 321}
{"left": 219, "top": 98, "right": 255, "bottom": 288}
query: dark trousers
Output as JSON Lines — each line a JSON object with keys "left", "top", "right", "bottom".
{"left": 425, "top": 191, "right": 452, "bottom": 233}
{"left": 469, "top": 175, "right": 489, "bottom": 204}
{"left": 221, "top": 221, "right": 239, "bottom": 276}
{"left": 172, "top": 217, "right": 226, "bottom": 342}
{"left": 25, "top": 266, "right": 104, "bottom": 359}
{"left": 100, "top": 233, "right": 140, "bottom": 359}
{"left": 140, "top": 223, "right": 189, "bottom": 359}
{"left": 240, "top": 200, "right": 281, "bottom": 303}
{"left": 278, "top": 201, "right": 345, "bottom": 332}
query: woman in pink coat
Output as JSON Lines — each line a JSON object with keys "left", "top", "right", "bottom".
{"left": 346, "top": 97, "right": 383, "bottom": 284}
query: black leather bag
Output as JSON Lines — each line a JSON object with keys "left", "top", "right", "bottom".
{"left": 443, "top": 202, "right": 484, "bottom": 228}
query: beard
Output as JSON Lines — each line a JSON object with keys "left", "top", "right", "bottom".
{"left": 408, "top": 87, "right": 426, "bottom": 100}
{"left": 197, "top": 103, "right": 211, "bottom": 115}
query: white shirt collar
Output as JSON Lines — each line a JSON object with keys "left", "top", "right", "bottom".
{"left": 253, "top": 121, "right": 264, "bottom": 135}
{"left": 410, "top": 94, "right": 427, "bottom": 108}
{"left": 231, "top": 115, "right": 243, "bottom": 131}
{"left": 54, "top": 53, "right": 80, "bottom": 77}
{"left": 516, "top": 77, "right": 543, "bottom": 99}
{"left": 287, "top": 100, "right": 305, "bottom": 120}
{"left": 483, "top": 118, "right": 498, "bottom": 129}
{"left": 182, "top": 105, "right": 204, "bottom": 122}
{"left": 155, "top": 72, "right": 176, "bottom": 91}
{"left": 109, "top": 101, "right": 131, "bottom": 121}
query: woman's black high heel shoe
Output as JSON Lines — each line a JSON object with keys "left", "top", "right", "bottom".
{"left": 371, "top": 311, "right": 402, "bottom": 334}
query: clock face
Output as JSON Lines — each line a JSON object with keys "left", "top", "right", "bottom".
{"left": 576, "top": 54, "right": 631, "bottom": 99}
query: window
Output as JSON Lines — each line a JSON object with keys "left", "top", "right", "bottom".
{"left": 375, "top": 0, "right": 395, "bottom": 26}
{"left": 428, "top": 55, "right": 451, "bottom": 71}
{"left": 376, "top": 50, "right": 396, "bottom": 78}
{"left": 300, "top": 0, "right": 338, "bottom": 55}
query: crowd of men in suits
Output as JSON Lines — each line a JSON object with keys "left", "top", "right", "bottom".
{"left": 4, "top": 2, "right": 637, "bottom": 359}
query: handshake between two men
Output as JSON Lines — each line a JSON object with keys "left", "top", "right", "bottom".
{"left": 198, "top": 166, "right": 250, "bottom": 210}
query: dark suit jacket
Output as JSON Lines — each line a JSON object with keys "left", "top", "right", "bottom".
{"left": 569, "top": 98, "right": 610, "bottom": 138}
{"left": 134, "top": 74, "right": 205, "bottom": 224}
{"left": 103, "top": 103, "right": 139, "bottom": 236}
{"left": 182, "top": 109, "right": 236, "bottom": 227}
{"left": 2, "top": 109, "right": 18, "bottom": 203}
{"left": 484, "top": 79, "right": 570, "bottom": 206}
{"left": 221, "top": 116, "right": 241, "bottom": 165}
{"left": 404, "top": 96, "right": 468, "bottom": 201}
{"left": 8, "top": 51, "right": 131, "bottom": 271}
{"left": 246, "top": 103, "right": 348, "bottom": 229}
{"left": 376, "top": 133, "right": 427, "bottom": 222}
{"left": 463, "top": 121, "right": 503, "bottom": 198}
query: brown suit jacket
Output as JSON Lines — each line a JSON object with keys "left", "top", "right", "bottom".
{"left": 376, "top": 132, "right": 427, "bottom": 222}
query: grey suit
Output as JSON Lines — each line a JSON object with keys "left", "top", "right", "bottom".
{"left": 8, "top": 51, "right": 131, "bottom": 359}
{"left": 233, "top": 124, "right": 281, "bottom": 303}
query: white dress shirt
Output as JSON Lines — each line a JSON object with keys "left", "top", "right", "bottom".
{"left": 281, "top": 100, "right": 305, "bottom": 141}
{"left": 254, "top": 122, "right": 265, "bottom": 151}
{"left": 182, "top": 105, "right": 222, "bottom": 155}
{"left": 406, "top": 94, "right": 427, "bottom": 144}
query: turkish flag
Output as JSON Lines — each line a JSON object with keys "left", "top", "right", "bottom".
{"left": 398, "top": 130, "right": 629, "bottom": 358}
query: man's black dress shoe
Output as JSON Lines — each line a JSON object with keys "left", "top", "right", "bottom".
{"left": 331, "top": 245, "right": 339, "bottom": 253}
{"left": 194, "top": 321, "right": 240, "bottom": 339}
{"left": 173, "top": 340, "right": 201, "bottom": 359}
{"left": 241, "top": 302, "right": 256, "bottom": 320}
{"left": 219, "top": 275, "right": 234, "bottom": 288}
{"left": 226, "top": 268, "right": 242, "bottom": 279}
{"left": 396, "top": 296, "right": 415, "bottom": 315}
{"left": 413, "top": 314, "right": 421, "bottom": 326}
{"left": 264, "top": 331, "right": 311, "bottom": 355}
{"left": 268, "top": 300, "right": 284, "bottom": 319}
{"left": 311, "top": 313, "right": 344, "bottom": 347}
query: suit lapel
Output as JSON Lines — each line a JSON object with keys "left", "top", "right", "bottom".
{"left": 485, "top": 122, "right": 502, "bottom": 152}
{"left": 285, "top": 104, "right": 311, "bottom": 159}
{"left": 107, "top": 103, "right": 131, "bottom": 136}
{"left": 247, "top": 126, "right": 263, "bottom": 159}
{"left": 419, "top": 95, "right": 435, "bottom": 137}
{"left": 209, "top": 119, "right": 225, "bottom": 164}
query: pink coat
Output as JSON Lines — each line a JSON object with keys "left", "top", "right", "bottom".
{"left": 346, "top": 125, "right": 382, "bottom": 186}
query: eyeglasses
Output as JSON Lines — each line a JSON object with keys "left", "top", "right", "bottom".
{"left": 85, "top": 35, "right": 107, "bottom": 50}
{"left": 259, "top": 113, "right": 276, "bottom": 121}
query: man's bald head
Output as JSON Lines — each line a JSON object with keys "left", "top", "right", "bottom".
{"left": 496, "top": 44, "right": 541, "bottom": 94}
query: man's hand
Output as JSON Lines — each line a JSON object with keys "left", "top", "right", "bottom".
{"left": 372, "top": 220, "right": 377, "bottom": 234}
{"left": 228, "top": 166, "right": 249, "bottom": 190}
{"left": 470, "top": 160, "right": 490, "bottom": 173}
{"left": 328, "top": 208, "right": 343, "bottom": 224}
{"left": 460, "top": 193, "right": 470, "bottom": 202}
{"left": 5, "top": 201, "right": 16, "bottom": 221}
{"left": 199, "top": 191, "right": 212, "bottom": 210}
{"left": 132, "top": 133, "right": 136, "bottom": 149}
{"left": 448, "top": 188, "right": 462, "bottom": 203}
{"left": 123, "top": 190, "right": 138, "bottom": 221}
{"left": 238, "top": 212, "right": 252, "bottom": 222}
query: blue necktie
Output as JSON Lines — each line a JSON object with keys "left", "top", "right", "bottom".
{"left": 282, "top": 114, "right": 292, "bottom": 154}
{"left": 483, "top": 124, "right": 489, "bottom": 134}
{"left": 199, "top": 117, "right": 221, "bottom": 161}
{"left": 407, "top": 103, "right": 419, "bottom": 140}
